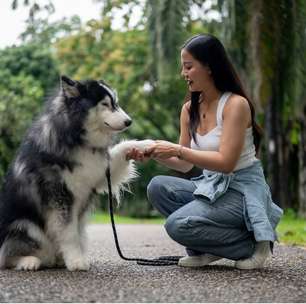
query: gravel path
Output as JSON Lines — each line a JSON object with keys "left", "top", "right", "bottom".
{"left": 0, "top": 224, "right": 305, "bottom": 302}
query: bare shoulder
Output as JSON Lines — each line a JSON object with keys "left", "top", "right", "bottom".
{"left": 224, "top": 94, "right": 251, "bottom": 116}
{"left": 181, "top": 101, "right": 190, "bottom": 122}
{"left": 223, "top": 94, "right": 251, "bottom": 126}
{"left": 182, "top": 100, "right": 191, "bottom": 112}
{"left": 225, "top": 94, "right": 250, "bottom": 111}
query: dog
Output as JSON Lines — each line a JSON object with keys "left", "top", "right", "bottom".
{"left": 0, "top": 75, "right": 153, "bottom": 271}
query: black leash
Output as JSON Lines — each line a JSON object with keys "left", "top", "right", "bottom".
{"left": 106, "top": 165, "right": 182, "bottom": 266}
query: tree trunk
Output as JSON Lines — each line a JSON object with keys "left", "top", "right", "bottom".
{"left": 250, "top": 0, "right": 298, "bottom": 209}
{"left": 264, "top": 97, "right": 276, "bottom": 198}
{"left": 298, "top": 106, "right": 306, "bottom": 218}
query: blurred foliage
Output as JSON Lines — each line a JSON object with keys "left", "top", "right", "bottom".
{"left": 0, "top": 72, "right": 43, "bottom": 178}
{"left": 0, "top": 43, "right": 59, "bottom": 91}
{"left": 11, "top": 0, "right": 55, "bottom": 22}
{"left": 55, "top": 18, "right": 192, "bottom": 216}
{"left": 215, "top": 0, "right": 306, "bottom": 212}
{"left": 2, "top": 0, "right": 306, "bottom": 217}
{"left": 0, "top": 43, "right": 59, "bottom": 181}
{"left": 21, "top": 16, "right": 82, "bottom": 46}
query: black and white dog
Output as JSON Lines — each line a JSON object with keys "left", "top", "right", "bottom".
{"left": 0, "top": 76, "right": 152, "bottom": 271}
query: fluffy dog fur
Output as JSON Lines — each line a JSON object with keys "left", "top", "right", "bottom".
{"left": 0, "top": 76, "right": 153, "bottom": 271}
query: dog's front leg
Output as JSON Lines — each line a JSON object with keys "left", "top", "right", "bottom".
{"left": 47, "top": 210, "right": 89, "bottom": 271}
{"left": 60, "top": 222, "right": 89, "bottom": 271}
{"left": 97, "top": 140, "right": 154, "bottom": 196}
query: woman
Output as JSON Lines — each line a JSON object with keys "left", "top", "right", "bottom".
{"left": 127, "top": 34, "right": 283, "bottom": 269}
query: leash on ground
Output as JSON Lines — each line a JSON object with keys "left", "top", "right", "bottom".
{"left": 106, "top": 165, "right": 182, "bottom": 266}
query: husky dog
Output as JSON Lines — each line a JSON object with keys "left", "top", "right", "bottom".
{"left": 0, "top": 76, "right": 153, "bottom": 271}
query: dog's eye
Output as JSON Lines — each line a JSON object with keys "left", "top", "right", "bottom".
{"left": 101, "top": 102, "right": 109, "bottom": 107}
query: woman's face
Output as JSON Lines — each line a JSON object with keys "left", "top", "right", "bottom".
{"left": 180, "top": 49, "right": 212, "bottom": 92}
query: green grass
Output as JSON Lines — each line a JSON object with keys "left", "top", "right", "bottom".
{"left": 91, "top": 209, "right": 306, "bottom": 246}
{"left": 91, "top": 212, "right": 164, "bottom": 225}
{"left": 276, "top": 209, "right": 306, "bottom": 246}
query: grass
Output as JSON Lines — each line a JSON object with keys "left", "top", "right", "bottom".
{"left": 91, "top": 212, "right": 164, "bottom": 225}
{"left": 276, "top": 209, "right": 306, "bottom": 247}
{"left": 91, "top": 209, "right": 306, "bottom": 246}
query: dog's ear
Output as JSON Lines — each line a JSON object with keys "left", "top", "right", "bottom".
{"left": 60, "top": 75, "right": 80, "bottom": 98}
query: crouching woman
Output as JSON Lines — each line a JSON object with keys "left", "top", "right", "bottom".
{"left": 127, "top": 34, "right": 283, "bottom": 269}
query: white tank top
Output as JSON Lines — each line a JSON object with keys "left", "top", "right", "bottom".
{"left": 190, "top": 92, "right": 257, "bottom": 171}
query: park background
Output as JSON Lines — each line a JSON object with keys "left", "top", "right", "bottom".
{"left": 0, "top": 0, "right": 305, "bottom": 246}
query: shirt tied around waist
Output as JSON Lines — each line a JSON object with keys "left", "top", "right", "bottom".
{"left": 191, "top": 160, "right": 283, "bottom": 242}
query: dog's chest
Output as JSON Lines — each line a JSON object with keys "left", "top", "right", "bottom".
{"left": 63, "top": 148, "right": 108, "bottom": 200}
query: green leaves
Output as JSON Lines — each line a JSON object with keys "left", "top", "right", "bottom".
{"left": 146, "top": 0, "right": 189, "bottom": 85}
{"left": 0, "top": 43, "right": 59, "bottom": 181}
{"left": 11, "top": 0, "right": 55, "bottom": 22}
{"left": 0, "top": 44, "right": 59, "bottom": 91}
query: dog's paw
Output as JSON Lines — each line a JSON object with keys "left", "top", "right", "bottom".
{"left": 131, "top": 139, "right": 155, "bottom": 152}
{"left": 119, "top": 139, "right": 155, "bottom": 154}
{"left": 111, "top": 139, "right": 155, "bottom": 158}
{"left": 65, "top": 257, "right": 90, "bottom": 271}
{"left": 15, "top": 256, "right": 41, "bottom": 271}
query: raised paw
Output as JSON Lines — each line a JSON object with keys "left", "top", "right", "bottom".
{"left": 132, "top": 139, "right": 155, "bottom": 152}
{"left": 16, "top": 256, "right": 41, "bottom": 271}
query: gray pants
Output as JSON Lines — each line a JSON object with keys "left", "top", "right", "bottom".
{"left": 147, "top": 175, "right": 256, "bottom": 260}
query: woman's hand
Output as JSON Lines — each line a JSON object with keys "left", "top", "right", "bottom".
{"left": 125, "top": 140, "right": 181, "bottom": 161}
{"left": 126, "top": 145, "right": 156, "bottom": 162}
{"left": 145, "top": 140, "right": 180, "bottom": 159}
{"left": 126, "top": 148, "right": 146, "bottom": 162}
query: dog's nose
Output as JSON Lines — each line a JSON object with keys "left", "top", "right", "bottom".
{"left": 125, "top": 119, "right": 132, "bottom": 127}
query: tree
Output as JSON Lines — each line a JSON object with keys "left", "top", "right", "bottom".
{"left": 221, "top": 0, "right": 306, "bottom": 213}
{"left": 10, "top": 0, "right": 306, "bottom": 217}
{"left": 54, "top": 20, "right": 178, "bottom": 216}
{"left": 146, "top": 0, "right": 189, "bottom": 84}
{"left": 0, "top": 43, "right": 59, "bottom": 181}
{"left": 11, "top": 0, "right": 55, "bottom": 18}
{"left": 0, "top": 43, "right": 59, "bottom": 91}
{"left": 294, "top": 1, "right": 306, "bottom": 217}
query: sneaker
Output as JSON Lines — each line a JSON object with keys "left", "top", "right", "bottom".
{"left": 178, "top": 254, "right": 222, "bottom": 267}
{"left": 235, "top": 241, "right": 271, "bottom": 270}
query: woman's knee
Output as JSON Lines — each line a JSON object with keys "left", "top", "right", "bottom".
{"left": 147, "top": 176, "right": 162, "bottom": 204}
{"left": 164, "top": 213, "right": 188, "bottom": 243}
{"left": 165, "top": 214, "right": 218, "bottom": 246}
{"left": 147, "top": 175, "right": 171, "bottom": 205}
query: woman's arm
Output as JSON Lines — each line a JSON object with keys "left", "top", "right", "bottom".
{"left": 153, "top": 102, "right": 194, "bottom": 173}
{"left": 150, "top": 96, "right": 251, "bottom": 174}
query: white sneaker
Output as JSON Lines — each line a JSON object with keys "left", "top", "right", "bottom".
{"left": 178, "top": 254, "right": 222, "bottom": 267}
{"left": 235, "top": 241, "right": 271, "bottom": 270}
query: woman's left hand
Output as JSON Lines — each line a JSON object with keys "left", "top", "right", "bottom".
{"left": 146, "top": 140, "right": 180, "bottom": 159}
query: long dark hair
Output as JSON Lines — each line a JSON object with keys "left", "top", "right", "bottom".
{"left": 182, "top": 34, "right": 263, "bottom": 153}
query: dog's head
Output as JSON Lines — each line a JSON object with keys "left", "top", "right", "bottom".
{"left": 60, "top": 75, "right": 132, "bottom": 134}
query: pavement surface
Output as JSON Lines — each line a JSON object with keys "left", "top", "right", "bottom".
{"left": 0, "top": 224, "right": 305, "bottom": 303}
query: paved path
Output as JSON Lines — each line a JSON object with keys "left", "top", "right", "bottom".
{"left": 0, "top": 224, "right": 305, "bottom": 302}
